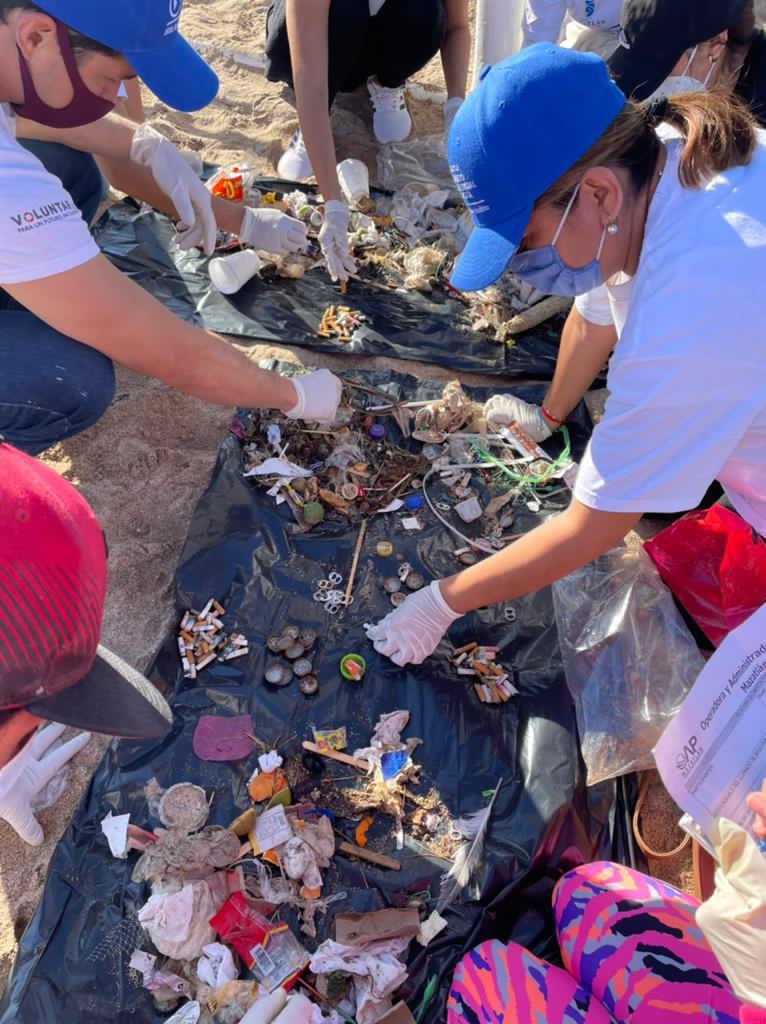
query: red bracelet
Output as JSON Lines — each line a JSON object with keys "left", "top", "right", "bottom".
{"left": 541, "top": 404, "right": 567, "bottom": 426}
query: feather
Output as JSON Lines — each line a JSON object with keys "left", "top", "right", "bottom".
{"left": 437, "top": 777, "right": 503, "bottom": 914}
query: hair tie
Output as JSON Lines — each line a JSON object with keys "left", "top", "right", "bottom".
{"left": 645, "top": 96, "right": 671, "bottom": 126}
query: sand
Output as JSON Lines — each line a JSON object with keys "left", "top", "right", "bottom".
{"left": 0, "top": 0, "right": 706, "bottom": 992}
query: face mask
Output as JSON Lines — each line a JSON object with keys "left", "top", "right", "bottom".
{"left": 645, "top": 46, "right": 713, "bottom": 103}
{"left": 13, "top": 19, "right": 114, "bottom": 128}
{"left": 508, "top": 184, "right": 607, "bottom": 297}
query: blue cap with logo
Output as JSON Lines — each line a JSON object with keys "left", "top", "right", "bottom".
{"left": 448, "top": 45, "right": 626, "bottom": 293}
{"left": 34, "top": 0, "right": 218, "bottom": 112}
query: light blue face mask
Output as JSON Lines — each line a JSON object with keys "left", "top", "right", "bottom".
{"left": 508, "top": 183, "right": 607, "bottom": 297}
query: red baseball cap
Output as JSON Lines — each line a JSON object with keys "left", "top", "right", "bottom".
{"left": 0, "top": 443, "right": 172, "bottom": 738}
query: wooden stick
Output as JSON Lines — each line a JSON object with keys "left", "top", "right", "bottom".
{"left": 344, "top": 519, "right": 368, "bottom": 607}
{"left": 337, "top": 840, "right": 401, "bottom": 870}
{"left": 302, "top": 740, "right": 370, "bottom": 771}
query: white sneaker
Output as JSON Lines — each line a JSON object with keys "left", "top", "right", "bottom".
{"left": 277, "top": 129, "right": 313, "bottom": 180}
{"left": 367, "top": 78, "right": 411, "bottom": 144}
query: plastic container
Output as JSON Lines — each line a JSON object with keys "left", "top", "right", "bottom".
{"left": 337, "top": 158, "right": 370, "bottom": 205}
{"left": 209, "top": 250, "right": 262, "bottom": 295}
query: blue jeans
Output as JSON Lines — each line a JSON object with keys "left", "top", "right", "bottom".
{"left": 0, "top": 141, "right": 114, "bottom": 455}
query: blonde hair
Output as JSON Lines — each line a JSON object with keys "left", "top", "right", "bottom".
{"left": 539, "top": 89, "right": 757, "bottom": 209}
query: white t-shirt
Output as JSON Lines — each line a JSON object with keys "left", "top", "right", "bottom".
{"left": 574, "top": 134, "right": 766, "bottom": 535}
{"left": 521, "top": 0, "right": 622, "bottom": 46}
{"left": 0, "top": 103, "right": 98, "bottom": 285}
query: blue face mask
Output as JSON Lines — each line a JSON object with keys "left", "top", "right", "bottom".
{"left": 508, "top": 184, "right": 607, "bottom": 297}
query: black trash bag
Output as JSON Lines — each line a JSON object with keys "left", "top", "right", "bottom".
{"left": 1, "top": 369, "right": 635, "bottom": 1024}
{"left": 94, "top": 189, "right": 566, "bottom": 379}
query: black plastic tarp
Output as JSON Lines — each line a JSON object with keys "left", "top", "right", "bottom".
{"left": 94, "top": 182, "right": 565, "bottom": 379}
{"left": 1, "top": 370, "right": 635, "bottom": 1024}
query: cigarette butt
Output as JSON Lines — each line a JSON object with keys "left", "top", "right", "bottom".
{"left": 457, "top": 667, "right": 478, "bottom": 677}
{"left": 181, "top": 655, "right": 191, "bottom": 672}
{"left": 473, "top": 683, "right": 485, "bottom": 702}
{"left": 197, "top": 652, "right": 217, "bottom": 670}
{"left": 200, "top": 598, "right": 214, "bottom": 618}
{"left": 213, "top": 601, "right": 225, "bottom": 616}
{"left": 187, "top": 662, "right": 197, "bottom": 680}
{"left": 210, "top": 616, "right": 224, "bottom": 629}
{"left": 223, "top": 648, "right": 249, "bottom": 661}
{"left": 453, "top": 641, "right": 479, "bottom": 656}
{"left": 473, "top": 662, "right": 491, "bottom": 677}
{"left": 453, "top": 652, "right": 468, "bottom": 666}
{"left": 480, "top": 683, "right": 493, "bottom": 703}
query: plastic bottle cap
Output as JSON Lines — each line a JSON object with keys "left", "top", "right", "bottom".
{"left": 368, "top": 424, "right": 385, "bottom": 440}
{"left": 405, "top": 494, "right": 424, "bottom": 511}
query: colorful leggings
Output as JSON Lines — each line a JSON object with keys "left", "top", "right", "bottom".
{"left": 448, "top": 862, "right": 742, "bottom": 1024}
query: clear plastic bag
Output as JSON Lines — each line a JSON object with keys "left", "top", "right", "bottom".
{"left": 552, "top": 546, "right": 705, "bottom": 786}
{"left": 376, "top": 134, "right": 457, "bottom": 195}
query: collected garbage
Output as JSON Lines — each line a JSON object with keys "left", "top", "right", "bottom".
{"left": 178, "top": 599, "right": 249, "bottom": 679}
{"left": 96, "top": 698, "right": 470, "bottom": 1024}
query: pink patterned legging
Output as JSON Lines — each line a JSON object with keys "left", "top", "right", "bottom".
{"left": 448, "top": 862, "right": 742, "bottom": 1024}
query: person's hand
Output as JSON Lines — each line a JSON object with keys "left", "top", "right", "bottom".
{"left": 238, "top": 207, "right": 307, "bottom": 257}
{"left": 747, "top": 778, "right": 766, "bottom": 838}
{"left": 444, "top": 97, "right": 463, "bottom": 139}
{"left": 483, "top": 394, "right": 552, "bottom": 442}
{"left": 696, "top": 818, "right": 766, "bottom": 1008}
{"left": 365, "top": 581, "right": 462, "bottom": 666}
{"left": 0, "top": 724, "right": 91, "bottom": 845}
{"left": 318, "top": 200, "right": 357, "bottom": 283}
{"left": 285, "top": 369, "right": 342, "bottom": 423}
{"left": 130, "top": 124, "right": 217, "bottom": 256}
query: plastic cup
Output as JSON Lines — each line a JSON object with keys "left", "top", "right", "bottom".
{"left": 336, "top": 158, "right": 370, "bottom": 205}
{"left": 208, "top": 249, "right": 262, "bottom": 295}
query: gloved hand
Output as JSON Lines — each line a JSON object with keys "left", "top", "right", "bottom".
{"left": 483, "top": 393, "right": 552, "bottom": 442}
{"left": 696, "top": 818, "right": 766, "bottom": 1008}
{"left": 238, "top": 206, "right": 307, "bottom": 257}
{"left": 444, "top": 96, "right": 463, "bottom": 138}
{"left": 285, "top": 369, "right": 342, "bottom": 423}
{"left": 318, "top": 200, "right": 357, "bottom": 283}
{"left": 0, "top": 723, "right": 91, "bottom": 845}
{"left": 365, "top": 580, "right": 462, "bottom": 666}
{"left": 130, "top": 123, "right": 217, "bottom": 256}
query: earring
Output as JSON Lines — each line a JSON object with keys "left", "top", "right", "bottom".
{"left": 607, "top": 222, "right": 619, "bottom": 235}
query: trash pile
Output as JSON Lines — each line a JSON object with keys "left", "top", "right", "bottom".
{"left": 206, "top": 165, "right": 557, "bottom": 342}
{"left": 233, "top": 378, "right": 577, "bottom": 562}
{"left": 100, "top": 708, "right": 472, "bottom": 1024}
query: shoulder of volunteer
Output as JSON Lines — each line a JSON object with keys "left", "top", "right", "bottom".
{"left": 0, "top": 108, "right": 98, "bottom": 286}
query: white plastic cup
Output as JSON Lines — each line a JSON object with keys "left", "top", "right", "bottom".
{"left": 208, "top": 249, "right": 262, "bottom": 295}
{"left": 337, "top": 158, "right": 370, "bottom": 205}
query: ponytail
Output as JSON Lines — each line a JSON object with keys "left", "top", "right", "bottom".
{"left": 646, "top": 89, "right": 756, "bottom": 188}
{"left": 539, "top": 89, "right": 757, "bottom": 209}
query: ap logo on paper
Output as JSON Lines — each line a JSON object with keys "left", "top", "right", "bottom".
{"left": 675, "top": 735, "right": 703, "bottom": 778}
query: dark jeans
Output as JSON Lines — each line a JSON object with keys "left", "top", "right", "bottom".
{"left": 0, "top": 142, "right": 114, "bottom": 455}
{"left": 265, "top": 0, "right": 446, "bottom": 104}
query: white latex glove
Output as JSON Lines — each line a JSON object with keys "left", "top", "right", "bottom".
{"left": 130, "top": 123, "right": 217, "bottom": 256}
{"left": 238, "top": 206, "right": 307, "bottom": 257}
{"left": 483, "top": 393, "right": 552, "bottom": 443}
{"left": 285, "top": 369, "right": 342, "bottom": 423}
{"left": 318, "top": 200, "right": 357, "bottom": 283}
{"left": 366, "top": 580, "right": 462, "bottom": 666}
{"left": 444, "top": 96, "right": 463, "bottom": 138}
{"left": 0, "top": 723, "right": 91, "bottom": 845}
{"left": 696, "top": 818, "right": 766, "bottom": 1008}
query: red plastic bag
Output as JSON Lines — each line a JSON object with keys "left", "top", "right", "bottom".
{"left": 644, "top": 505, "right": 766, "bottom": 646}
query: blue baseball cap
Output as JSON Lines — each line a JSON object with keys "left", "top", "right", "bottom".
{"left": 34, "top": 0, "right": 218, "bottom": 112}
{"left": 449, "top": 45, "right": 626, "bottom": 292}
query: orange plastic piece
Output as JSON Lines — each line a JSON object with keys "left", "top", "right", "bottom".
{"left": 300, "top": 885, "right": 322, "bottom": 900}
{"left": 354, "top": 815, "right": 374, "bottom": 848}
{"left": 247, "top": 768, "right": 288, "bottom": 803}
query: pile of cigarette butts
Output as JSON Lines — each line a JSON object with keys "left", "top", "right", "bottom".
{"left": 450, "top": 642, "right": 519, "bottom": 705}
{"left": 177, "top": 598, "right": 249, "bottom": 680}
{"left": 316, "top": 305, "right": 368, "bottom": 343}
